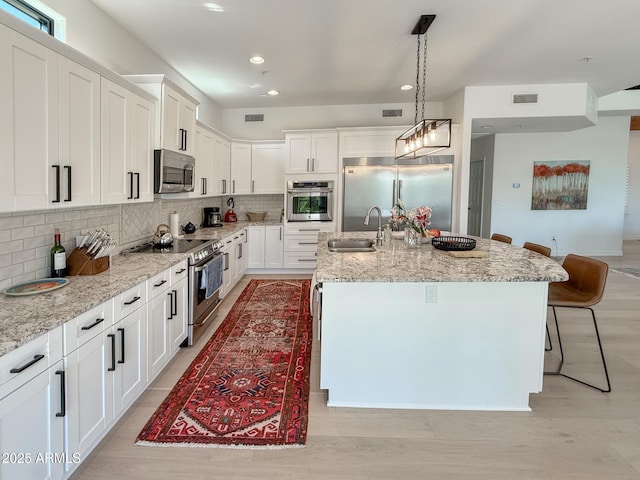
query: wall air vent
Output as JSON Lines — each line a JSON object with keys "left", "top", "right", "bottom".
{"left": 382, "top": 109, "right": 403, "bottom": 118}
{"left": 512, "top": 93, "right": 538, "bottom": 104}
{"left": 244, "top": 114, "right": 264, "bottom": 122}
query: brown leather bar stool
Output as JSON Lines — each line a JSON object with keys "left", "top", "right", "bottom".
{"left": 490, "top": 233, "right": 512, "bottom": 244}
{"left": 545, "top": 254, "right": 611, "bottom": 392}
{"left": 523, "top": 242, "right": 553, "bottom": 350}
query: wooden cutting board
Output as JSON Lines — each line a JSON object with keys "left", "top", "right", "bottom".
{"left": 446, "top": 250, "right": 488, "bottom": 258}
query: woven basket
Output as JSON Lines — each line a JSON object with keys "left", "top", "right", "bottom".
{"left": 245, "top": 211, "right": 267, "bottom": 221}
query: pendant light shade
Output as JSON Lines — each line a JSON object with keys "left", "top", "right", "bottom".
{"left": 395, "top": 15, "right": 451, "bottom": 159}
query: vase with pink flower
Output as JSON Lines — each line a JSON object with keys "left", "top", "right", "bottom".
{"left": 389, "top": 200, "right": 432, "bottom": 249}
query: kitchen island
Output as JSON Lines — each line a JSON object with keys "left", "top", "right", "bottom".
{"left": 315, "top": 232, "right": 568, "bottom": 411}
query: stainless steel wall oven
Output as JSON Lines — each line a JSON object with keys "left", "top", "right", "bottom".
{"left": 286, "top": 180, "right": 334, "bottom": 222}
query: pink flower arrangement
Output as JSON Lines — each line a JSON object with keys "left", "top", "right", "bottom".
{"left": 389, "top": 200, "right": 432, "bottom": 235}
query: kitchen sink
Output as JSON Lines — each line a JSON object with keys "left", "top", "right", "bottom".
{"left": 327, "top": 238, "right": 376, "bottom": 252}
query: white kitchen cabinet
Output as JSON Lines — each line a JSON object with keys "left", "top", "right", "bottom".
{"left": 251, "top": 143, "right": 285, "bottom": 194}
{"left": 246, "top": 226, "right": 266, "bottom": 269}
{"left": 101, "top": 78, "right": 154, "bottom": 204}
{"left": 147, "top": 278, "right": 171, "bottom": 382}
{"left": 169, "top": 261, "right": 189, "bottom": 354}
{"left": 247, "top": 225, "right": 283, "bottom": 269}
{"left": 0, "top": 326, "right": 65, "bottom": 480}
{"left": 285, "top": 130, "right": 338, "bottom": 174}
{"left": 0, "top": 25, "right": 57, "bottom": 212}
{"left": 57, "top": 56, "right": 101, "bottom": 208}
{"left": 231, "top": 142, "right": 252, "bottom": 194}
{"left": 191, "top": 124, "right": 215, "bottom": 197}
{"left": 283, "top": 222, "right": 335, "bottom": 269}
{"left": 212, "top": 134, "right": 231, "bottom": 195}
{"left": 220, "top": 230, "right": 247, "bottom": 297}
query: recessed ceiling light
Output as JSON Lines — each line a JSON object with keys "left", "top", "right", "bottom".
{"left": 267, "top": 89, "right": 279, "bottom": 96}
{"left": 400, "top": 85, "right": 413, "bottom": 91}
{"left": 204, "top": 3, "right": 224, "bottom": 12}
{"left": 249, "top": 56, "right": 265, "bottom": 64}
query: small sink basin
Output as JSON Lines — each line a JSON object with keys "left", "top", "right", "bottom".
{"left": 327, "top": 238, "right": 376, "bottom": 252}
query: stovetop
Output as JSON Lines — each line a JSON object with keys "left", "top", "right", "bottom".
{"left": 127, "top": 239, "right": 211, "bottom": 254}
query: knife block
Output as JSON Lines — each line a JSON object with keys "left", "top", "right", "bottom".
{"left": 67, "top": 248, "right": 110, "bottom": 275}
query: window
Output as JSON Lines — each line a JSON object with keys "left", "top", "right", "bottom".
{"left": 1, "top": 0, "right": 54, "bottom": 35}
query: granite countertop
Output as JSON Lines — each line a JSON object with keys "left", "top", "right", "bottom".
{"left": 315, "top": 231, "right": 568, "bottom": 283}
{"left": 0, "top": 221, "right": 279, "bottom": 357}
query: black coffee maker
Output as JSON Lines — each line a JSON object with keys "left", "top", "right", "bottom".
{"left": 203, "top": 207, "right": 223, "bottom": 227}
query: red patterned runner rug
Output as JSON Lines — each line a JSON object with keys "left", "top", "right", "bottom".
{"left": 136, "top": 279, "right": 312, "bottom": 448}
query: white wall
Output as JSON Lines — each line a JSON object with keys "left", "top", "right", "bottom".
{"left": 624, "top": 130, "right": 640, "bottom": 239}
{"left": 40, "top": 0, "right": 223, "bottom": 128}
{"left": 490, "top": 116, "right": 630, "bottom": 256}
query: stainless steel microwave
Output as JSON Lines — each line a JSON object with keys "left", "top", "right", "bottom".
{"left": 154, "top": 149, "right": 195, "bottom": 194}
{"left": 287, "top": 180, "right": 334, "bottom": 221}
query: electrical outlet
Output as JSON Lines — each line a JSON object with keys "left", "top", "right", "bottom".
{"left": 425, "top": 285, "right": 438, "bottom": 303}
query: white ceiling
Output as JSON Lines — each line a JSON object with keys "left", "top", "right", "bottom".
{"left": 89, "top": 0, "right": 640, "bottom": 110}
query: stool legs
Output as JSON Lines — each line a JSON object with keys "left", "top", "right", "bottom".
{"left": 545, "top": 306, "right": 611, "bottom": 393}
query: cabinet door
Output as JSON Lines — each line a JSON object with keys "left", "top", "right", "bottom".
{"left": 180, "top": 99, "right": 197, "bottom": 156}
{"left": 265, "top": 225, "right": 284, "bottom": 268}
{"left": 65, "top": 332, "right": 113, "bottom": 471}
{"left": 246, "top": 226, "right": 265, "bottom": 269}
{"left": 311, "top": 132, "right": 338, "bottom": 173}
{"left": 0, "top": 363, "right": 65, "bottom": 480}
{"left": 252, "top": 143, "right": 284, "bottom": 194}
{"left": 58, "top": 56, "right": 101, "bottom": 207}
{"left": 286, "top": 133, "right": 312, "bottom": 174}
{"left": 192, "top": 127, "right": 214, "bottom": 197}
{"left": 0, "top": 25, "right": 58, "bottom": 212}
{"left": 161, "top": 85, "right": 181, "bottom": 152}
{"left": 113, "top": 307, "right": 147, "bottom": 417}
{"left": 101, "top": 78, "right": 131, "bottom": 204}
{"left": 169, "top": 277, "right": 188, "bottom": 354}
{"left": 230, "top": 142, "right": 252, "bottom": 194}
{"left": 130, "top": 94, "right": 154, "bottom": 202}
{"left": 147, "top": 292, "right": 170, "bottom": 382}
{"left": 212, "top": 135, "right": 231, "bottom": 195}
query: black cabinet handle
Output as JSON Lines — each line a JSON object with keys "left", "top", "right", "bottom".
{"left": 183, "top": 129, "right": 188, "bottom": 151}
{"left": 224, "top": 252, "right": 229, "bottom": 271}
{"left": 176, "top": 268, "right": 186, "bottom": 274}
{"left": 153, "top": 279, "right": 167, "bottom": 287}
{"left": 52, "top": 165, "right": 60, "bottom": 203}
{"left": 107, "top": 333, "right": 116, "bottom": 371}
{"left": 134, "top": 172, "right": 140, "bottom": 199}
{"left": 10, "top": 354, "right": 45, "bottom": 374}
{"left": 123, "top": 296, "right": 141, "bottom": 306}
{"left": 167, "top": 292, "right": 174, "bottom": 319}
{"left": 118, "top": 327, "right": 125, "bottom": 364}
{"left": 64, "top": 165, "right": 72, "bottom": 202}
{"left": 81, "top": 317, "right": 104, "bottom": 331}
{"left": 55, "top": 370, "right": 66, "bottom": 417}
{"left": 127, "top": 172, "right": 134, "bottom": 200}
{"left": 171, "top": 289, "right": 177, "bottom": 317}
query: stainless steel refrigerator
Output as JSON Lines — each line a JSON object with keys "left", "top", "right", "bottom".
{"left": 342, "top": 155, "right": 453, "bottom": 232}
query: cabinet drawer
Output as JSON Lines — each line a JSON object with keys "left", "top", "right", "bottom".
{"left": 0, "top": 326, "right": 62, "bottom": 400}
{"left": 148, "top": 269, "right": 171, "bottom": 299}
{"left": 284, "top": 235, "right": 319, "bottom": 252}
{"left": 283, "top": 251, "right": 318, "bottom": 269}
{"left": 63, "top": 300, "right": 114, "bottom": 355}
{"left": 171, "top": 260, "right": 188, "bottom": 284}
{"left": 116, "top": 282, "right": 146, "bottom": 319}
{"left": 284, "top": 223, "right": 335, "bottom": 235}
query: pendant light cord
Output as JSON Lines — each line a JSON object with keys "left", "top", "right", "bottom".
{"left": 414, "top": 33, "right": 421, "bottom": 125}
{"left": 422, "top": 32, "right": 427, "bottom": 121}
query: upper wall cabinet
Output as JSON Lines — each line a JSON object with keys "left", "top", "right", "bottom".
{"left": 0, "top": 25, "right": 101, "bottom": 212}
{"left": 124, "top": 75, "right": 198, "bottom": 156}
{"left": 252, "top": 142, "right": 285, "bottom": 194}
{"left": 285, "top": 130, "right": 338, "bottom": 175}
{"left": 230, "top": 142, "right": 252, "bottom": 195}
{"left": 212, "top": 134, "right": 231, "bottom": 195}
{"left": 191, "top": 124, "right": 215, "bottom": 198}
{"left": 101, "top": 79, "right": 154, "bottom": 204}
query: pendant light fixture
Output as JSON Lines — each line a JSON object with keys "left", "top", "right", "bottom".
{"left": 395, "top": 15, "right": 451, "bottom": 159}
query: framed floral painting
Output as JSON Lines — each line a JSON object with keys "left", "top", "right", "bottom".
{"left": 531, "top": 160, "right": 590, "bottom": 210}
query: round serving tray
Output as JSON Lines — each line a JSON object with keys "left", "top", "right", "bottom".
{"left": 3, "top": 278, "right": 69, "bottom": 296}
{"left": 431, "top": 236, "right": 476, "bottom": 251}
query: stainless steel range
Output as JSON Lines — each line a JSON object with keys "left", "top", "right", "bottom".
{"left": 125, "top": 238, "right": 224, "bottom": 345}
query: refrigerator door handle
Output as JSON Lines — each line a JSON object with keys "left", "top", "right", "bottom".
{"left": 392, "top": 179, "right": 397, "bottom": 207}
{"left": 398, "top": 179, "right": 403, "bottom": 202}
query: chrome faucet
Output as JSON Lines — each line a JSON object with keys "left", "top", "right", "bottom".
{"left": 364, "top": 206, "right": 383, "bottom": 246}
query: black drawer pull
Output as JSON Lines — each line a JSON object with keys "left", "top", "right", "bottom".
{"left": 10, "top": 354, "right": 45, "bottom": 374}
{"left": 153, "top": 280, "right": 167, "bottom": 287}
{"left": 81, "top": 318, "right": 104, "bottom": 331}
{"left": 176, "top": 268, "right": 186, "bottom": 274}
{"left": 123, "top": 296, "right": 141, "bottom": 306}
{"left": 55, "top": 370, "right": 66, "bottom": 417}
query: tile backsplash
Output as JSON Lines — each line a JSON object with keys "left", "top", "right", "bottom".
{"left": 0, "top": 194, "right": 284, "bottom": 290}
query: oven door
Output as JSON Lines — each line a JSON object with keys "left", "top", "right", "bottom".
{"left": 189, "top": 252, "right": 223, "bottom": 345}
{"left": 287, "top": 189, "right": 333, "bottom": 221}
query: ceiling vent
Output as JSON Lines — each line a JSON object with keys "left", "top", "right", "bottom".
{"left": 512, "top": 93, "right": 538, "bottom": 104}
{"left": 382, "top": 109, "right": 403, "bottom": 118}
{"left": 244, "top": 113, "right": 264, "bottom": 122}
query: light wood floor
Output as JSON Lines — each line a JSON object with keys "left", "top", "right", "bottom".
{"left": 71, "top": 243, "right": 640, "bottom": 479}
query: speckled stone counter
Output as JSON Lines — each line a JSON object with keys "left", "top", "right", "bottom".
{"left": 315, "top": 231, "right": 568, "bottom": 283}
{"left": 0, "top": 221, "right": 281, "bottom": 357}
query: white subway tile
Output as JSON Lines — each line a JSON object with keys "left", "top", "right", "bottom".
{"left": 24, "top": 236, "right": 47, "bottom": 249}
{"left": 45, "top": 212, "right": 65, "bottom": 224}
{"left": 13, "top": 249, "right": 36, "bottom": 264}
{"left": 23, "top": 214, "right": 46, "bottom": 226}
{"left": 0, "top": 240, "right": 24, "bottom": 256}
{"left": 0, "top": 217, "right": 24, "bottom": 229}
{"left": 11, "top": 226, "right": 35, "bottom": 241}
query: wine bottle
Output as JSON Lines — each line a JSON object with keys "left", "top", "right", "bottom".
{"left": 51, "top": 228, "right": 67, "bottom": 277}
